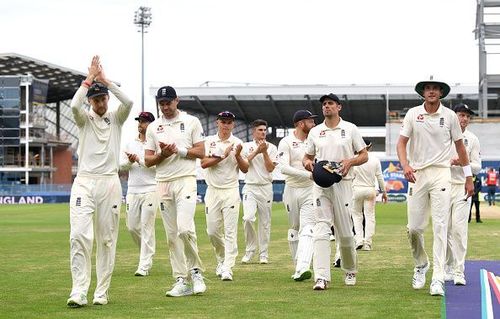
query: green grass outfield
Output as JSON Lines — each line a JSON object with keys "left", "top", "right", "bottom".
{"left": 0, "top": 203, "right": 498, "bottom": 319}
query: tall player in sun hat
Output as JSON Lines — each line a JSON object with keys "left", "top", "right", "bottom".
{"left": 119, "top": 111, "right": 158, "bottom": 277}
{"left": 144, "top": 86, "right": 207, "bottom": 297}
{"left": 396, "top": 79, "right": 474, "bottom": 297}
{"left": 201, "top": 111, "right": 246, "bottom": 281}
{"left": 238, "top": 119, "right": 278, "bottom": 265}
{"left": 67, "top": 56, "right": 133, "bottom": 307}
{"left": 444, "top": 103, "right": 481, "bottom": 286}
{"left": 303, "top": 93, "right": 368, "bottom": 291}
{"left": 277, "top": 110, "right": 317, "bottom": 281}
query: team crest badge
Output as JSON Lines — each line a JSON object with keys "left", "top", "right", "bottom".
{"left": 341, "top": 129, "right": 345, "bottom": 138}
{"left": 439, "top": 117, "right": 444, "bottom": 127}
{"left": 180, "top": 123, "right": 185, "bottom": 132}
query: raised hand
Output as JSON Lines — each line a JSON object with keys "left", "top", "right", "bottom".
{"left": 86, "top": 55, "right": 101, "bottom": 82}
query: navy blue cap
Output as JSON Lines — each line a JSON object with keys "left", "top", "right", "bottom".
{"left": 293, "top": 110, "right": 318, "bottom": 123}
{"left": 453, "top": 103, "right": 476, "bottom": 116}
{"left": 217, "top": 111, "right": 236, "bottom": 120}
{"left": 319, "top": 93, "right": 341, "bottom": 104}
{"left": 156, "top": 86, "right": 177, "bottom": 102}
{"left": 86, "top": 82, "right": 108, "bottom": 99}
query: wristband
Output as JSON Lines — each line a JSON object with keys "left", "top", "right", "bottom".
{"left": 82, "top": 80, "right": 92, "bottom": 88}
{"left": 178, "top": 147, "right": 188, "bottom": 158}
{"left": 462, "top": 165, "right": 472, "bottom": 177}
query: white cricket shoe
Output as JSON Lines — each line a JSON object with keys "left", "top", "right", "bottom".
{"left": 259, "top": 256, "right": 269, "bottom": 264}
{"left": 444, "top": 271, "right": 454, "bottom": 282}
{"left": 135, "top": 269, "right": 149, "bottom": 277}
{"left": 292, "top": 269, "right": 312, "bottom": 282}
{"left": 345, "top": 272, "right": 356, "bottom": 286}
{"left": 92, "top": 294, "right": 108, "bottom": 305}
{"left": 191, "top": 269, "right": 207, "bottom": 294}
{"left": 412, "top": 263, "right": 430, "bottom": 289}
{"left": 221, "top": 269, "right": 233, "bottom": 281}
{"left": 215, "top": 262, "right": 223, "bottom": 277}
{"left": 241, "top": 251, "right": 254, "bottom": 264}
{"left": 313, "top": 278, "right": 328, "bottom": 290}
{"left": 67, "top": 293, "right": 87, "bottom": 308}
{"left": 453, "top": 273, "right": 466, "bottom": 286}
{"left": 166, "top": 277, "right": 192, "bottom": 297}
{"left": 430, "top": 280, "right": 445, "bottom": 296}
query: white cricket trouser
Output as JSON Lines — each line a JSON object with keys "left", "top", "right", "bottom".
{"left": 69, "top": 175, "right": 122, "bottom": 298}
{"left": 242, "top": 184, "right": 273, "bottom": 259}
{"left": 352, "top": 186, "right": 377, "bottom": 246}
{"left": 205, "top": 186, "right": 240, "bottom": 269}
{"left": 407, "top": 167, "right": 451, "bottom": 282}
{"left": 312, "top": 180, "right": 357, "bottom": 282}
{"left": 446, "top": 183, "right": 471, "bottom": 275}
{"left": 282, "top": 184, "right": 315, "bottom": 271}
{"left": 126, "top": 191, "right": 158, "bottom": 272}
{"left": 158, "top": 176, "right": 204, "bottom": 279}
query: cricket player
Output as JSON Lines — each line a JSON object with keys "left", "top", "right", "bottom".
{"left": 201, "top": 111, "right": 246, "bottom": 281}
{"left": 445, "top": 104, "right": 481, "bottom": 286}
{"left": 144, "top": 86, "right": 206, "bottom": 297}
{"left": 351, "top": 139, "right": 388, "bottom": 251}
{"left": 67, "top": 56, "right": 133, "bottom": 307}
{"left": 303, "top": 93, "right": 368, "bottom": 291}
{"left": 238, "top": 119, "right": 278, "bottom": 264}
{"left": 120, "top": 111, "right": 158, "bottom": 277}
{"left": 396, "top": 79, "right": 474, "bottom": 297}
{"left": 277, "top": 110, "right": 317, "bottom": 281}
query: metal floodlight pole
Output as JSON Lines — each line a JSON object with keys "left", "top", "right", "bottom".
{"left": 134, "top": 6, "right": 152, "bottom": 112}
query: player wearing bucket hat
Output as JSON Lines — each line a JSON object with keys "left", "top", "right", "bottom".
{"left": 397, "top": 79, "right": 474, "bottom": 296}
{"left": 414, "top": 78, "right": 450, "bottom": 99}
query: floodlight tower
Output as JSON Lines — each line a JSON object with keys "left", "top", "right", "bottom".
{"left": 134, "top": 6, "right": 152, "bottom": 112}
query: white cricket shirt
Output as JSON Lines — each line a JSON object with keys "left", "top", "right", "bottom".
{"left": 277, "top": 131, "right": 313, "bottom": 188}
{"left": 352, "top": 153, "right": 385, "bottom": 191}
{"left": 305, "top": 119, "right": 366, "bottom": 180}
{"left": 242, "top": 140, "right": 278, "bottom": 185}
{"left": 400, "top": 103, "right": 463, "bottom": 170}
{"left": 71, "top": 83, "right": 133, "bottom": 176}
{"left": 204, "top": 133, "right": 243, "bottom": 189}
{"left": 145, "top": 111, "right": 204, "bottom": 182}
{"left": 120, "top": 137, "right": 157, "bottom": 193}
{"left": 450, "top": 129, "right": 481, "bottom": 184}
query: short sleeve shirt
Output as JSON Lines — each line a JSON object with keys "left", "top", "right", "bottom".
{"left": 400, "top": 104, "right": 462, "bottom": 170}
{"left": 306, "top": 119, "right": 366, "bottom": 180}
{"left": 145, "top": 111, "right": 204, "bottom": 182}
{"left": 204, "top": 133, "right": 243, "bottom": 188}
{"left": 242, "top": 140, "right": 278, "bottom": 185}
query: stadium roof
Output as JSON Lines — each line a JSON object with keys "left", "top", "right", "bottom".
{"left": 151, "top": 83, "right": 480, "bottom": 127}
{"left": 0, "top": 53, "right": 87, "bottom": 103}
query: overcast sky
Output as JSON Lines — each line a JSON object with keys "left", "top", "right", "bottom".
{"left": 1, "top": 0, "right": 486, "bottom": 144}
